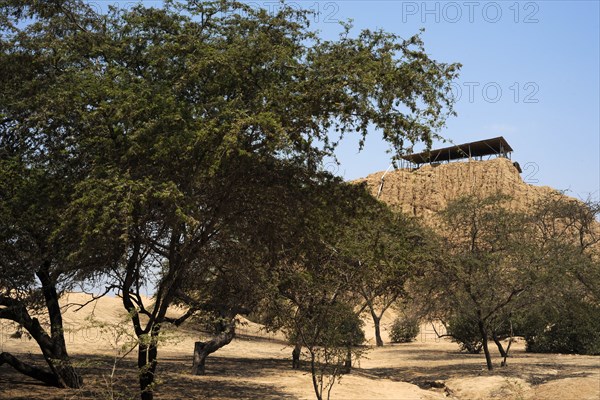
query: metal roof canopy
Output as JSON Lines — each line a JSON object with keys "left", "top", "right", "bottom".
{"left": 400, "top": 136, "right": 514, "bottom": 165}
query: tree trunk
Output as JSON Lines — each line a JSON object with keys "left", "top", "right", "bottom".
{"left": 342, "top": 347, "right": 352, "bottom": 374}
{"left": 192, "top": 342, "right": 208, "bottom": 375}
{"left": 40, "top": 347, "right": 82, "bottom": 389}
{"left": 0, "top": 331, "right": 82, "bottom": 389}
{"left": 372, "top": 312, "right": 383, "bottom": 347}
{"left": 0, "top": 262, "right": 82, "bottom": 389}
{"left": 492, "top": 331, "right": 507, "bottom": 358}
{"left": 502, "top": 338, "right": 513, "bottom": 367}
{"left": 54, "top": 363, "right": 81, "bottom": 389}
{"left": 138, "top": 339, "right": 159, "bottom": 400}
{"left": 309, "top": 350, "right": 323, "bottom": 400}
{"left": 478, "top": 319, "right": 493, "bottom": 371}
{"left": 493, "top": 330, "right": 513, "bottom": 367}
{"left": 292, "top": 342, "right": 302, "bottom": 369}
{"left": 191, "top": 318, "right": 236, "bottom": 375}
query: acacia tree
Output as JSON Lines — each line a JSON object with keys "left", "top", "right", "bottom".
{"left": 277, "top": 250, "right": 359, "bottom": 400}
{"left": 515, "top": 194, "right": 600, "bottom": 354}
{"left": 0, "top": 157, "right": 83, "bottom": 388}
{"left": 2, "top": 1, "right": 459, "bottom": 398}
{"left": 530, "top": 193, "right": 600, "bottom": 300}
{"left": 347, "top": 208, "right": 428, "bottom": 346}
{"left": 423, "top": 195, "right": 539, "bottom": 370}
{"left": 417, "top": 193, "right": 600, "bottom": 364}
{"left": 184, "top": 161, "right": 349, "bottom": 375}
{"left": 271, "top": 182, "right": 374, "bottom": 400}
{"left": 0, "top": 1, "right": 106, "bottom": 388}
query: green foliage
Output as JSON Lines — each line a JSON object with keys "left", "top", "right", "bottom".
{"left": 303, "top": 302, "right": 366, "bottom": 348}
{"left": 413, "top": 194, "right": 538, "bottom": 369}
{"left": 1, "top": 0, "right": 459, "bottom": 396}
{"left": 297, "top": 302, "right": 367, "bottom": 400}
{"left": 0, "top": 0, "right": 460, "bottom": 301}
{"left": 517, "top": 296, "right": 600, "bottom": 355}
{"left": 417, "top": 192, "right": 600, "bottom": 366}
{"left": 266, "top": 183, "right": 383, "bottom": 399}
{"left": 446, "top": 316, "right": 483, "bottom": 354}
{"left": 389, "top": 316, "right": 420, "bottom": 343}
{"left": 344, "top": 203, "right": 431, "bottom": 346}
{"left": 514, "top": 194, "right": 600, "bottom": 356}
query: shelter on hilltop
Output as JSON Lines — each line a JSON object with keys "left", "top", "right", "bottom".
{"left": 399, "top": 136, "right": 522, "bottom": 173}
{"left": 375, "top": 137, "right": 522, "bottom": 198}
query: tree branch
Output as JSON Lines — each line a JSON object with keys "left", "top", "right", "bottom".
{"left": 0, "top": 352, "right": 59, "bottom": 387}
{"left": 163, "top": 307, "right": 198, "bottom": 327}
{"left": 63, "top": 285, "right": 116, "bottom": 313}
{"left": 483, "top": 288, "right": 525, "bottom": 322}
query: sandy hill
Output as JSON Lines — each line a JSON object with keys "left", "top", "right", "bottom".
{"left": 355, "top": 157, "right": 559, "bottom": 225}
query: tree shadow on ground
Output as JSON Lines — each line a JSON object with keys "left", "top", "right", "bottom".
{"left": 0, "top": 353, "right": 297, "bottom": 400}
{"left": 388, "top": 346, "right": 482, "bottom": 361}
{"left": 159, "top": 354, "right": 295, "bottom": 378}
{"left": 358, "top": 355, "right": 599, "bottom": 389}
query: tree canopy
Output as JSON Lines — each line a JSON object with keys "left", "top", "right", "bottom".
{"left": 0, "top": 1, "right": 459, "bottom": 398}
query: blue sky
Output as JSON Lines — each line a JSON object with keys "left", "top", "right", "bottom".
{"left": 307, "top": 1, "right": 599, "bottom": 200}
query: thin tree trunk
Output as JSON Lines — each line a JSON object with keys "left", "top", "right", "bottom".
{"left": 309, "top": 350, "right": 323, "bottom": 400}
{"left": 502, "top": 338, "right": 513, "bottom": 367}
{"left": 292, "top": 342, "right": 302, "bottom": 369}
{"left": 478, "top": 319, "right": 493, "bottom": 371}
{"left": 191, "top": 319, "right": 236, "bottom": 375}
{"left": 138, "top": 339, "right": 159, "bottom": 400}
{"left": 492, "top": 331, "right": 507, "bottom": 358}
{"left": 500, "top": 320, "right": 515, "bottom": 367}
{"left": 342, "top": 347, "right": 352, "bottom": 374}
{"left": 372, "top": 312, "right": 383, "bottom": 347}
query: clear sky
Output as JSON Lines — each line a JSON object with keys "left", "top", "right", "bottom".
{"left": 309, "top": 0, "right": 600, "bottom": 200}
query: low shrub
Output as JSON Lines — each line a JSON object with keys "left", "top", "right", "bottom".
{"left": 389, "top": 316, "right": 420, "bottom": 343}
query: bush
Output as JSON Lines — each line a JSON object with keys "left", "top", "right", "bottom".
{"left": 446, "top": 316, "right": 483, "bottom": 354}
{"left": 289, "top": 301, "right": 365, "bottom": 348}
{"left": 320, "top": 302, "right": 366, "bottom": 347}
{"left": 520, "top": 298, "right": 600, "bottom": 355}
{"left": 390, "top": 316, "right": 420, "bottom": 343}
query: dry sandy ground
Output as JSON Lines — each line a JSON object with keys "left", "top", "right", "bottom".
{"left": 0, "top": 293, "right": 598, "bottom": 400}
